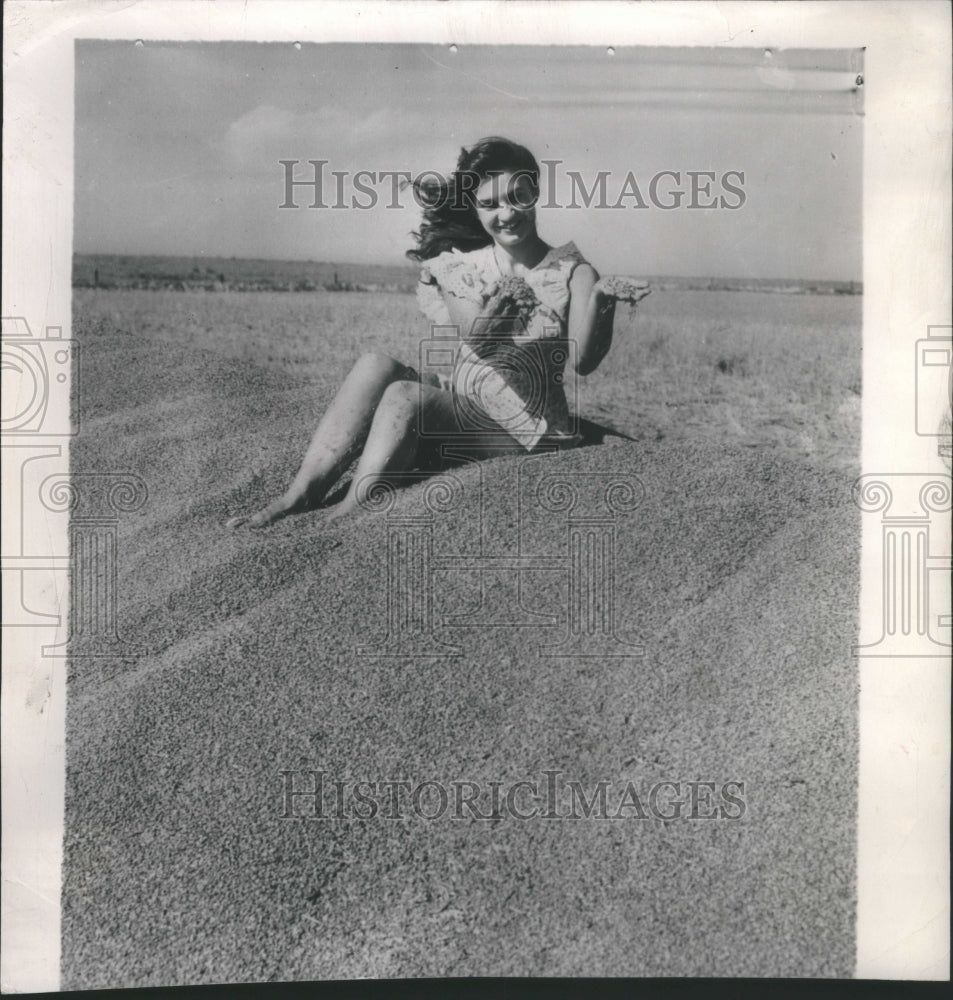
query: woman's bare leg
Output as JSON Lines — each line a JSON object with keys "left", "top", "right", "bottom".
{"left": 326, "top": 380, "right": 523, "bottom": 521}
{"left": 227, "top": 352, "right": 415, "bottom": 527}
{"left": 325, "top": 379, "right": 436, "bottom": 520}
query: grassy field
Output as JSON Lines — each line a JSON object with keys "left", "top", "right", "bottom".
{"left": 70, "top": 286, "right": 861, "bottom": 473}
{"left": 62, "top": 286, "right": 861, "bottom": 985}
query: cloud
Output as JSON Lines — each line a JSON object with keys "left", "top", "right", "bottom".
{"left": 221, "top": 104, "right": 433, "bottom": 171}
{"left": 222, "top": 104, "right": 300, "bottom": 164}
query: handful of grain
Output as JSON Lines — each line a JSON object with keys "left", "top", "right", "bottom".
{"left": 486, "top": 276, "right": 540, "bottom": 323}
{"left": 598, "top": 276, "right": 652, "bottom": 304}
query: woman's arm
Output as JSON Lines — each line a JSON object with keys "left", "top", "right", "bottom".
{"left": 568, "top": 263, "right": 615, "bottom": 376}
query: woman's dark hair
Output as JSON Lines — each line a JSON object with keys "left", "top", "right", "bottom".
{"left": 406, "top": 136, "right": 540, "bottom": 262}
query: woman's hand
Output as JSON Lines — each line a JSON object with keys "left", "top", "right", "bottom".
{"left": 481, "top": 276, "right": 538, "bottom": 319}
{"left": 593, "top": 275, "right": 652, "bottom": 306}
{"left": 570, "top": 275, "right": 650, "bottom": 376}
{"left": 470, "top": 276, "right": 543, "bottom": 347}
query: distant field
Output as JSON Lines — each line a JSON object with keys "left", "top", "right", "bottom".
{"left": 73, "top": 253, "right": 862, "bottom": 297}
{"left": 73, "top": 254, "right": 420, "bottom": 293}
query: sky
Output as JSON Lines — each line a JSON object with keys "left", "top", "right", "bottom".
{"left": 74, "top": 42, "right": 863, "bottom": 281}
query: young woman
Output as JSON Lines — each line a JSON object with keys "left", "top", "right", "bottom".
{"left": 227, "top": 136, "right": 649, "bottom": 528}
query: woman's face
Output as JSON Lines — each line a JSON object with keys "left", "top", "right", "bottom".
{"left": 473, "top": 170, "right": 539, "bottom": 249}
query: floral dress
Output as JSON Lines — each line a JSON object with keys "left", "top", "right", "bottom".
{"left": 416, "top": 241, "right": 587, "bottom": 451}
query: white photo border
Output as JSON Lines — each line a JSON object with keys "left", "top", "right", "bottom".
{"left": 2, "top": 0, "right": 950, "bottom": 990}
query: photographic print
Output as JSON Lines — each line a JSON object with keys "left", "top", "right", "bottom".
{"left": 2, "top": 1, "right": 949, "bottom": 991}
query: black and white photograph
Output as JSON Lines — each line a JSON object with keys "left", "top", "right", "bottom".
{"left": 1, "top": 1, "right": 950, "bottom": 991}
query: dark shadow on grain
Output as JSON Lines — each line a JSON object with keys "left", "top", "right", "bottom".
{"left": 320, "top": 417, "right": 636, "bottom": 507}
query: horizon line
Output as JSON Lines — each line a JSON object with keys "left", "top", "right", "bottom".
{"left": 72, "top": 251, "right": 862, "bottom": 287}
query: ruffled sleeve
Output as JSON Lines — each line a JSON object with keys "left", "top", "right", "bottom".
{"left": 416, "top": 273, "right": 451, "bottom": 326}
{"left": 416, "top": 249, "right": 489, "bottom": 326}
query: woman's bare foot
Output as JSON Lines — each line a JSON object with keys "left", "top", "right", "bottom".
{"left": 323, "top": 498, "right": 356, "bottom": 524}
{"left": 226, "top": 491, "right": 312, "bottom": 529}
